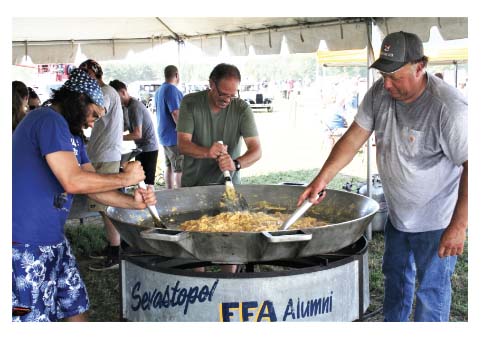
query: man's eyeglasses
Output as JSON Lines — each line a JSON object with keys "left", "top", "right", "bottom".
{"left": 92, "top": 106, "right": 106, "bottom": 124}
{"left": 213, "top": 81, "right": 238, "bottom": 100}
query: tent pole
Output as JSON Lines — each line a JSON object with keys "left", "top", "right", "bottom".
{"left": 454, "top": 60, "right": 458, "bottom": 88}
{"left": 365, "top": 19, "right": 375, "bottom": 241}
{"left": 177, "top": 41, "right": 181, "bottom": 71}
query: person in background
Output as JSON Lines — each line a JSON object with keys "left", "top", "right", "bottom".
{"left": 28, "top": 87, "right": 41, "bottom": 110}
{"left": 78, "top": 59, "right": 125, "bottom": 271}
{"left": 177, "top": 63, "right": 262, "bottom": 273}
{"left": 12, "top": 81, "right": 29, "bottom": 131}
{"left": 434, "top": 72, "right": 444, "bottom": 80}
{"left": 155, "top": 65, "right": 184, "bottom": 189}
{"left": 12, "top": 68, "right": 156, "bottom": 322}
{"left": 323, "top": 93, "right": 348, "bottom": 147}
{"left": 297, "top": 31, "right": 467, "bottom": 322}
{"left": 110, "top": 79, "right": 159, "bottom": 186}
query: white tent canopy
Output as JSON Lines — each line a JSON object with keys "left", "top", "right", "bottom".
{"left": 12, "top": 17, "right": 468, "bottom": 64}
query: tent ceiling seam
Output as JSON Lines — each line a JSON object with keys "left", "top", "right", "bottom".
{"left": 12, "top": 17, "right": 368, "bottom": 47}
{"left": 156, "top": 17, "right": 181, "bottom": 42}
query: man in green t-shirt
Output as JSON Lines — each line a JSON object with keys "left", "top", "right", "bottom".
{"left": 177, "top": 63, "right": 262, "bottom": 187}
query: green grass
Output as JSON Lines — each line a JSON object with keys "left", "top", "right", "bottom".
{"left": 451, "top": 237, "right": 469, "bottom": 321}
{"left": 67, "top": 169, "right": 468, "bottom": 322}
{"left": 65, "top": 223, "right": 107, "bottom": 257}
{"left": 77, "top": 260, "right": 120, "bottom": 322}
{"left": 242, "top": 168, "right": 364, "bottom": 189}
{"left": 65, "top": 223, "right": 121, "bottom": 322}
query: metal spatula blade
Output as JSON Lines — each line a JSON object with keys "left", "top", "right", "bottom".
{"left": 138, "top": 181, "right": 167, "bottom": 228}
{"left": 280, "top": 190, "right": 325, "bottom": 230}
{"left": 120, "top": 159, "right": 166, "bottom": 228}
{"left": 216, "top": 140, "right": 248, "bottom": 212}
{"left": 220, "top": 171, "right": 249, "bottom": 212}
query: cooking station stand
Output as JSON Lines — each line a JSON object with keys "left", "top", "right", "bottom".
{"left": 108, "top": 185, "right": 379, "bottom": 322}
{"left": 120, "top": 236, "right": 369, "bottom": 322}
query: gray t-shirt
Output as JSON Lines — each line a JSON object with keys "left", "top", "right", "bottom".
{"left": 355, "top": 73, "right": 467, "bottom": 232}
{"left": 87, "top": 84, "right": 123, "bottom": 163}
{"left": 177, "top": 90, "right": 258, "bottom": 187}
{"left": 126, "top": 98, "right": 159, "bottom": 153}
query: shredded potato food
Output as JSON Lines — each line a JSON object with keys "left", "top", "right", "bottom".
{"left": 253, "top": 201, "right": 286, "bottom": 211}
{"left": 224, "top": 185, "right": 238, "bottom": 201}
{"left": 180, "top": 211, "right": 327, "bottom": 232}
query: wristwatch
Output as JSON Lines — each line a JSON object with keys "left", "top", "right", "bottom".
{"left": 233, "top": 159, "right": 241, "bottom": 171}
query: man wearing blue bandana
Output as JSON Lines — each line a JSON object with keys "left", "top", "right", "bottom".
{"left": 12, "top": 68, "right": 157, "bottom": 322}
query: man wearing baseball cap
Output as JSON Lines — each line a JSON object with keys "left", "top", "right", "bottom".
{"left": 78, "top": 59, "right": 126, "bottom": 271}
{"left": 297, "top": 31, "right": 467, "bottom": 321}
{"left": 12, "top": 68, "right": 156, "bottom": 321}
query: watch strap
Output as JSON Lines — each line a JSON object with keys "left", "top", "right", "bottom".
{"left": 234, "top": 159, "right": 241, "bottom": 171}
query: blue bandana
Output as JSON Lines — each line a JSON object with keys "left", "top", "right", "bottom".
{"left": 62, "top": 68, "right": 104, "bottom": 107}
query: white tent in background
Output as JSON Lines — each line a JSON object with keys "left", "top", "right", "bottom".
{"left": 12, "top": 17, "right": 467, "bottom": 64}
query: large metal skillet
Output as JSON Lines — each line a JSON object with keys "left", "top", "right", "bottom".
{"left": 106, "top": 185, "right": 379, "bottom": 263}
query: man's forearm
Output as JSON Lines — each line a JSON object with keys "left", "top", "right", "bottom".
{"left": 178, "top": 139, "right": 211, "bottom": 159}
{"left": 438, "top": 160, "right": 468, "bottom": 257}
{"left": 236, "top": 143, "right": 261, "bottom": 169}
{"left": 171, "top": 109, "right": 180, "bottom": 125}
{"left": 46, "top": 152, "right": 144, "bottom": 195}
{"left": 63, "top": 170, "right": 130, "bottom": 195}
{"left": 87, "top": 190, "right": 141, "bottom": 209}
{"left": 123, "top": 132, "right": 141, "bottom": 141}
{"left": 449, "top": 161, "right": 468, "bottom": 230}
{"left": 123, "top": 126, "right": 142, "bottom": 141}
{"left": 317, "top": 122, "right": 371, "bottom": 184}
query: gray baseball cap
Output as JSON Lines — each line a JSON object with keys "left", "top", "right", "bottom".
{"left": 370, "top": 31, "right": 424, "bottom": 73}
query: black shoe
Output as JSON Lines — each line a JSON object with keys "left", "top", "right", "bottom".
{"left": 88, "top": 254, "right": 120, "bottom": 271}
{"left": 88, "top": 246, "right": 109, "bottom": 260}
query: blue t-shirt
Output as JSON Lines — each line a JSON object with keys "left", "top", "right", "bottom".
{"left": 155, "top": 82, "right": 183, "bottom": 146}
{"left": 12, "top": 107, "right": 90, "bottom": 245}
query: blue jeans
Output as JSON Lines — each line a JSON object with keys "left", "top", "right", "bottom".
{"left": 382, "top": 219, "right": 457, "bottom": 322}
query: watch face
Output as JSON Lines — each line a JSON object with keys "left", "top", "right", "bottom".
{"left": 235, "top": 160, "right": 241, "bottom": 170}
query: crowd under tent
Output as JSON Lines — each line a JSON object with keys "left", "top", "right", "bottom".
{"left": 12, "top": 17, "right": 469, "bottom": 239}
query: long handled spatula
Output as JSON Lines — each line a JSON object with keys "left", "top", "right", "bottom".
{"left": 138, "top": 181, "right": 166, "bottom": 228}
{"left": 217, "top": 141, "right": 248, "bottom": 212}
{"left": 280, "top": 190, "right": 325, "bottom": 230}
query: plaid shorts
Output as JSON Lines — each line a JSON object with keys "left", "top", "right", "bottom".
{"left": 12, "top": 239, "right": 90, "bottom": 322}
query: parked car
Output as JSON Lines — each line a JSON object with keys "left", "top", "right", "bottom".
{"left": 181, "top": 82, "right": 209, "bottom": 95}
{"left": 238, "top": 82, "right": 274, "bottom": 112}
{"left": 127, "top": 81, "right": 162, "bottom": 112}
